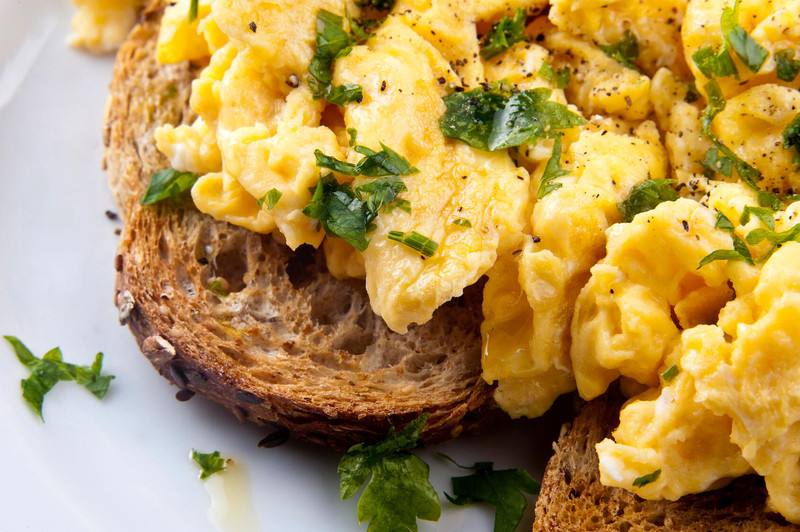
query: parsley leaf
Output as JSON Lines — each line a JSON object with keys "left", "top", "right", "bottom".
{"left": 715, "top": 210, "right": 736, "bottom": 232}
{"left": 758, "top": 190, "right": 784, "bottom": 211}
{"left": 782, "top": 113, "right": 800, "bottom": 160}
{"left": 441, "top": 86, "right": 585, "bottom": 151}
{"left": 776, "top": 49, "right": 800, "bottom": 82}
{"left": 338, "top": 414, "right": 440, "bottom": 532}
{"left": 481, "top": 8, "right": 527, "bottom": 60}
{"left": 661, "top": 365, "right": 679, "bottom": 382}
{"left": 720, "top": 0, "right": 768, "bottom": 73}
{"left": 698, "top": 234, "right": 754, "bottom": 268}
{"left": 442, "top": 456, "right": 540, "bottom": 532}
{"left": 633, "top": 469, "right": 661, "bottom": 488}
{"left": 191, "top": 450, "right": 229, "bottom": 480}
{"left": 745, "top": 223, "right": 800, "bottom": 247}
{"left": 452, "top": 217, "right": 472, "bottom": 227}
{"left": 257, "top": 188, "right": 282, "bottom": 210}
{"left": 308, "top": 10, "right": 364, "bottom": 105}
{"left": 347, "top": 127, "right": 358, "bottom": 146}
{"left": 538, "top": 62, "right": 570, "bottom": 89}
{"left": 303, "top": 174, "right": 408, "bottom": 250}
{"left": 618, "top": 179, "right": 678, "bottom": 223}
{"left": 692, "top": 46, "right": 738, "bottom": 79}
{"left": 315, "top": 144, "right": 418, "bottom": 177}
{"left": 141, "top": 168, "right": 200, "bottom": 205}
{"left": 699, "top": 80, "right": 762, "bottom": 188}
{"left": 599, "top": 30, "right": 640, "bottom": 70}
{"left": 387, "top": 230, "right": 438, "bottom": 257}
{"left": 5, "top": 336, "right": 114, "bottom": 420}
{"left": 740, "top": 205, "right": 775, "bottom": 230}
{"left": 188, "top": 0, "right": 198, "bottom": 22}
{"left": 537, "top": 135, "right": 568, "bottom": 199}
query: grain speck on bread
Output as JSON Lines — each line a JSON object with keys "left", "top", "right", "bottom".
{"left": 533, "top": 395, "right": 799, "bottom": 531}
{"left": 103, "top": 0, "right": 500, "bottom": 449}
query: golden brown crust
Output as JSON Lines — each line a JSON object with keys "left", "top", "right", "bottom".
{"left": 104, "top": 1, "right": 499, "bottom": 449}
{"left": 533, "top": 395, "right": 799, "bottom": 531}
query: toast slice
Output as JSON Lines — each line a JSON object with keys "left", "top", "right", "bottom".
{"left": 102, "top": 2, "right": 498, "bottom": 448}
{"left": 533, "top": 395, "right": 798, "bottom": 531}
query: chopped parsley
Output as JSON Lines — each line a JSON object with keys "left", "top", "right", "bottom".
{"left": 5, "top": 336, "right": 114, "bottom": 420}
{"left": 441, "top": 455, "right": 540, "bottom": 532}
{"left": 746, "top": 223, "right": 800, "bottom": 248}
{"left": 257, "top": 188, "right": 282, "bottom": 210}
{"left": 698, "top": 234, "right": 754, "bottom": 268}
{"left": 315, "top": 144, "right": 418, "bottom": 177}
{"left": 758, "top": 190, "right": 784, "bottom": 211}
{"left": 537, "top": 135, "right": 568, "bottom": 199}
{"left": 782, "top": 114, "right": 800, "bottom": 162}
{"left": 191, "top": 450, "right": 229, "bottom": 480}
{"left": 207, "top": 277, "right": 229, "bottom": 297}
{"left": 141, "top": 168, "right": 200, "bottom": 205}
{"left": 661, "top": 365, "right": 679, "bottom": 382}
{"left": 303, "top": 174, "right": 408, "bottom": 250}
{"left": 599, "top": 30, "right": 640, "bottom": 70}
{"left": 618, "top": 179, "right": 678, "bottom": 223}
{"left": 481, "top": 8, "right": 527, "bottom": 60}
{"left": 715, "top": 210, "right": 736, "bottom": 233}
{"left": 698, "top": 80, "right": 761, "bottom": 189}
{"left": 188, "top": 0, "right": 199, "bottom": 22}
{"left": 775, "top": 49, "right": 800, "bottom": 82}
{"left": 740, "top": 205, "right": 775, "bottom": 230}
{"left": 308, "top": 10, "right": 364, "bottom": 105}
{"left": 387, "top": 230, "right": 438, "bottom": 257}
{"left": 347, "top": 127, "right": 358, "bottom": 146}
{"left": 440, "top": 85, "right": 585, "bottom": 151}
{"left": 692, "top": 46, "right": 738, "bottom": 79}
{"left": 452, "top": 217, "right": 472, "bottom": 228}
{"left": 538, "top": 62, "right": 570, "bottom": 89}
{"left": 338, "top": 414, "right": 440, "bottom": 532}
{"left": 633, "top": 469, "right": 661, "bottom": 488}
{"left": 720, "top": 0, "right": 768, "bottom": 73}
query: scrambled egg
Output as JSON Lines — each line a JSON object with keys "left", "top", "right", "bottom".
{"left": 150, "top": 0, "right": 800, "bottom": 520}
{"left": 69, "top": 0, "right": 144, "bottom": 53}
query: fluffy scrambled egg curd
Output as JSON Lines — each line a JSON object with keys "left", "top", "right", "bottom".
{"left": 69, "top": 0, "right": 145, "bottom": 52}
{"left": 148, "top": 0, "right": 800, "bottom": 520}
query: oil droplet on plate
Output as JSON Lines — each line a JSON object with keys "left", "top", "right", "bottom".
{"left": 203, "top": 459, "right": 260, "bottom": 532}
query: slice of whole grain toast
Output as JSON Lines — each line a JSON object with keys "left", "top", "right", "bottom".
{"left": 102, "top": 2, "right": 498, "bottom": 448}
{"left": 533, "top": 395, "right": 799, "bottom": 531}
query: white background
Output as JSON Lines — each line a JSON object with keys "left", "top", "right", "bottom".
{"left": 0, "top": 2, "right": 568, "bottom": 530}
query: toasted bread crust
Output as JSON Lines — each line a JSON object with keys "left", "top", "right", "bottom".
{"left": 533, "top": 395, "right": 799, "bottom": 531}
{"left": 104, "top": 2, "right": 498, "bottom": 449}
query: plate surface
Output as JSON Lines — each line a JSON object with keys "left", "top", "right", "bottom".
{"left": 0, "top": 3, "right": 566, "bottom": 531}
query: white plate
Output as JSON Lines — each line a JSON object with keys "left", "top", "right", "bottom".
{"left": 0, "top": 4, "right": 566, "bottom": 531}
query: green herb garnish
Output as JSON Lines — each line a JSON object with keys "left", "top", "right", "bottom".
{"left": 188, "top": 0, "right": 199, "bottom": 22}
{"left": 481, "top": 8, "right": 527, "bottom": 60}
{"left": 698, "top": 234, "right": 754, "bottom": 268}
{"left": 715, "top": 210, "right": 735, "bottom": 232}
{"left": 308, "top": 10, "right": 364, "bottom": 105}
{"left": 315, "top": 144, "right": 418, "bottom": 177}
{"left": 303, "top": 174, "right": 408, "bottom": 250}
{"left": 720, "top": 0, "right": 768, "bottom": 73}
{"left": 782, "top": 114, "right": 800, "bottom": 162}
{"left": 692, "top": 46, "right": 738, "bottom": 79}
{"left": 618, "top": 179, "right": 678, "bottom": 223}
{"left": 207, "top": 278, "right": 229, "bottom": 297}
{"left": 776, "top": 49, "right": 800, "bottom": 82}
{"left": 141, "top": 168, "right": 200, "bottom": 205}
{"left": 661, "top": 365, "right": 679, "bottom": 382}
{"left": 740, "top": 205, "right": 775, "bottom": 230}
{"left": 191, "top": 450, "right": 229, "bottom": 480}
{"left": 440, "top": 86, "right": 585, "bottom": 151}
{"left": 441, "top": 455, "right": 540, "bottom": 532}
{"left": 599, "top": 30, "right": 640, "bottom": 70}
{"left": 538, "top": 62, "right": 570, "bottom": 89}
{"left": 633, "top": 469, "right": 661, "bottom": 488}
{"left": 257, "top": 188, "right": 283, "bottom": 210}
{"left": 338, "top": 414, "right": 440, "bottom": 532}
{"left": 387, "top": 230, "right": 438, "bottom": 257}
{"left": 452, "top": 217, "right": 472, "bottom": 228}
{"left": 5, "top": 336, "right": 114, "bottom": 420}
{"left": 347, "top": 127, "right": 358, "bottom": 146}
{"left": 537, "top": 135, "right": 568, "bottom": 199}
{"left": 745, "top": 223, "right": 800, "bottom": 247}
{"left": 758, "top": 190, "right": 784, "bottom": 211}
